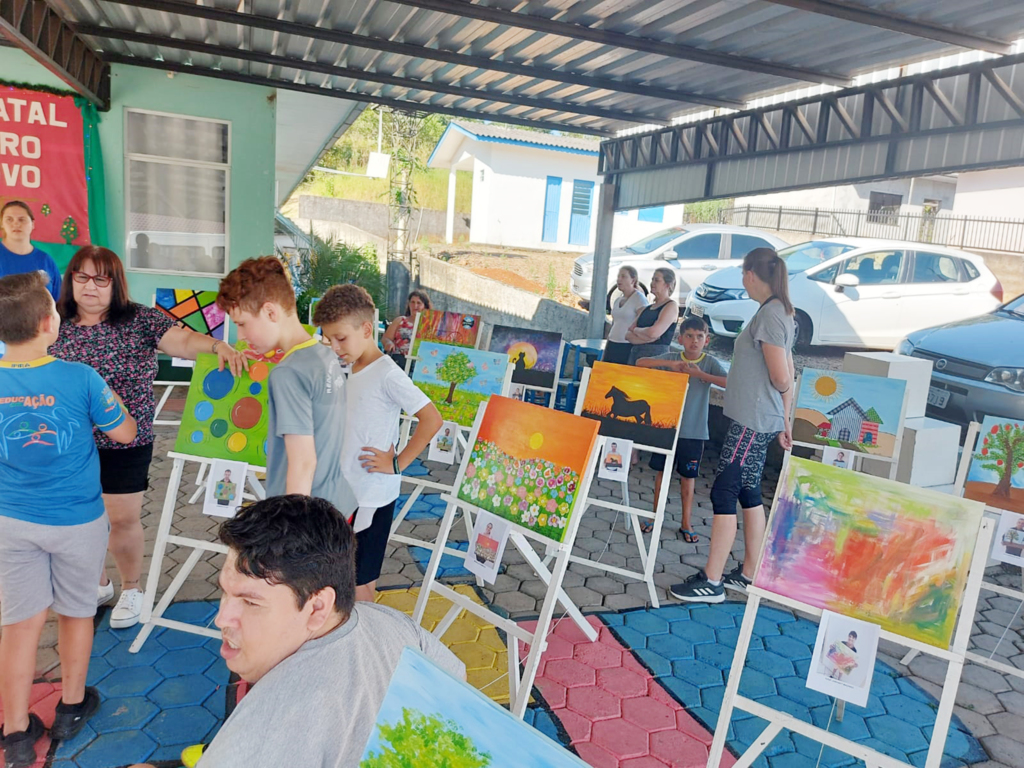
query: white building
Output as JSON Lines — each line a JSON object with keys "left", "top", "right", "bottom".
{"left": 428, "top": 121, "right": 684, "bottom": 251}
{"left": 734, "top": 175, "right": 958, "bottom": 217}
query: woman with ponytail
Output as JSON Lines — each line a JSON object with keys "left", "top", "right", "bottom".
{"left": 670, "top": 248, "right": 795, "bottom": 604}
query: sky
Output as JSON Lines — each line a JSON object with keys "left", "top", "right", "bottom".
{"left": 797, "top": 369, "right": 905, "bottom": 431}
{"left": 476, "top": 395, "right": 598, "bottom": 471}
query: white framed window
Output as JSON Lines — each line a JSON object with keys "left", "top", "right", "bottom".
{"left": 124, "top": 109, "right": 231, "bottom": 276}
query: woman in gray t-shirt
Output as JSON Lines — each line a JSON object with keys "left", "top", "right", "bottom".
{"left": 671, "top": 248, "right": 795, "bottom": 604}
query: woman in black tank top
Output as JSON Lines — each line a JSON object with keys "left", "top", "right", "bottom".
{"left": 625, "top": 267, "right": 679, "bottom": 365}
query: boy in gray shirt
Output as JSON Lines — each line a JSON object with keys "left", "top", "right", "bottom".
{"left": 217, "top": 257, "right": 356, "bottom": 517}
{"left": 636, "top": 317, "right": 727, "bottom": 542}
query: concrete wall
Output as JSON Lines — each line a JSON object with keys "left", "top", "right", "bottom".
{"left": 297, "top": 195, "right": 470, "bottom": 241}
{"left": 417, "top": 255, "right": 591, "bottom": 340}
{"left": 952, "top": 167, "right": 1024, "bottom": 219}
{"left": 735, "top": 177, "right": 956, "bottom": 214}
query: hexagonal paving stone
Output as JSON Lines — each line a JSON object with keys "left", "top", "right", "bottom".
{"left": 646, "top": 632, "right": 695, "bottom": 661}
{"left": 591, "top": 717, "right": 650, "bottom": 759}
{"left": 669, "top": 619, "right": 717, "bottom": 645}
{"left": 566, "top": 684, "right": 622, "bottom": 720}
{"left": 145, "top": 705, "right": 218, "bottom": 746}
{"left": 74, "top": 730, "right": 156, "bottom": 768}
{"left": 695, "top": 642, "right": 737, "bottom": 670}
{"left": 623, "top": 611, "right": 671, "bottom": 635}
{"left": 102, "top": 638, "right": 168, "bottom": 669}
{"left": 573, "top": 640, "right": 623, "bottom": 669}
{"left": 738, "top": 668, "right": 777, "bottom": 699}
{"left": 89, "top": 696, "right": 160, "bottom": 732}
{"left": 545, "top": 658, "right": 597, "bottom": 689}
{"left": 155, "top": 647, "right": 218, "bottom": 678}
{"left": 689, "top": 606, "right": 736, "bottom": 629}
{"left": 52, "top": 722, "right": 98, "bottom": 759}
{"left": 149, "top": 673, "right": 218, "bottom": 709}
{"left": 622, "top": 695, "right": 677, "bottom": 731}
{"left": 96, "top": 666, "right": 164, "bottom": 698}
{"left": 866, "top": 714, "right": 929, "bottom": 753}
{"left": 746, "top": 650, "right": 797, "bottom": 678}
{"left": 671, "top": 658, "right": 725, "bottom": 689}
{"left": 596, "top": 666, "right": 649, "bottom": 699}
{"left": 650, "top": 727, "right": 711, "bottom": 766}
{"left": 763, "top": 634, "right": 813, "bottom": 661}
{"left": 776, "top": 677, "right": 832, "bottom": 709}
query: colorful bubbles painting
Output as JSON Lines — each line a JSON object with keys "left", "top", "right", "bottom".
{"left": 174, "top": 353, "right": 274, "bottom": 467}
{"left": 755, "top": 457, "right": 984, "bottom": 649}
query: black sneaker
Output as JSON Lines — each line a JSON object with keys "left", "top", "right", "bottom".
{"left": 669, "top": 571, "right": 725, "bottom": 604}
{"left": 50, "top": 687, "right": 100, "bottom": 741}
{"left": 1, "top": 712, "right": 45, "bottom": 768}
{"left": 723, "top": 564, "right": 752, "bottom": 593}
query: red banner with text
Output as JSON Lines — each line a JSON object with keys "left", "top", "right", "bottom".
{"left": 0, "top": 86, "right": 90, "bottom": 245}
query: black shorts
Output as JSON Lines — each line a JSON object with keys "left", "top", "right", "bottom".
{"left": 648, "top": 438, "right": 704, "bottom": 479}
{"left": 355, "top": 500, "right": 396, "bottom": 586}
{"left": 98, "top": 443, "right": 154, "bottom": 495}
{"left": 710, "top": 422, "right": 778, "bottom": 515}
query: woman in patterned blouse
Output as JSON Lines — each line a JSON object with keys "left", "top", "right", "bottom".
{"left": 51, "top": 246, "right": 247, "bottom": 629}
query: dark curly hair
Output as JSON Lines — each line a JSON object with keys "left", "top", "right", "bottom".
{"left": 312, "top": 283, "right": 375, "bottom": 327}
{"left": 216, "top": 256, "right": 296, "bottom": 315}
{"left": 219, "top": 494, "right": 356, "bottom": 615}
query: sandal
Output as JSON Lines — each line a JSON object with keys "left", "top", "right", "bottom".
{"left": 679, "top": 529, "right": 699, "bottom": 543}
{"left": 640, "top": 521, "right": 654, "bottom": 534}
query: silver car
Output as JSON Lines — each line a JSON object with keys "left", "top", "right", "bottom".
{"left": 895, "top": 294, "right": 1024, "bottom": 425}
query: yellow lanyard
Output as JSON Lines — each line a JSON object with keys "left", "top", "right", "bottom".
{"left": 279, "top": 337, "right": 320, "bottom": 362}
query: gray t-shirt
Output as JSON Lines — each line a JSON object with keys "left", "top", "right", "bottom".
{"left": 267, "top": 341, "right": 356, "bottom": 515}
{"left": 199, "top": 602, "right": 466, "bottom": 768}
{"left": 648, "top": 351, "right": 728, "bottom": 440}
{"left": 723, "top": 298, "right": 794, "bottom": 434}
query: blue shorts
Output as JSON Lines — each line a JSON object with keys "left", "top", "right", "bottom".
{"left": 648, "top": 438, "right": 704, "bottom": 479}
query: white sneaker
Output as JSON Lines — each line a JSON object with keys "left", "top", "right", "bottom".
{"left": 110, "top": 589, "right": 144, "bottom": 629}
{"left": 97, "top": 581, "right": 115, "bottom": 606}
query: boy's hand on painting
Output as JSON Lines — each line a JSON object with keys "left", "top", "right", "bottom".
{"left": 360, "top": 445, "right": 397, "bottom": 474}
{"left": 214, "top": 342, "right": 250, "bottom": 377}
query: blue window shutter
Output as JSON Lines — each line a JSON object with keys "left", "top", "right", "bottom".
{"left": 542, "top": 176, "right": 562, "bottom": 243}
{"left": 568, "top": 180, "right": 595, "bottom": 246}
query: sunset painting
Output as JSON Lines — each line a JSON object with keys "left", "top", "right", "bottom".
{"left": 487, "top": 325, "right": 563, "bottom": 390}
{"left": 755, "top": 457, "right": 984, "bottom": 648}
{"left": 411, "top": 309, "right": 481, "bottom": 357}
{"left": 579, "top": 362, "right": 688, "bottom": 450}
{"left": 458, "top": 396, "right": 600, "bottom": 542}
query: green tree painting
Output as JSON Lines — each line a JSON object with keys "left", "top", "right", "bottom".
{"left": 360, "top": 709, "right": 490, "bottom": 768}
{"left": 436, "top": 351, "right": 476, "bottom": 405}
{"left": 978, "top": 421, "right": 1024, "bottom": 499}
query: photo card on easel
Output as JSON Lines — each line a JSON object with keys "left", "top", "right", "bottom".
{"left": 806, "top": 610, "right": 881, "bottom": 708}
{"left": 428, "top": 421, "right": 459, "bottom": 465}
{"left": 991, "top": 510, "right": 1024, "bottom": 566}
{"left": 202, "top": 459, "right": 248, "bottom": 518}
{"left": 465, "top": 510, "right": 511, "bottom": 584}
{"left": 598, "top": 438, "right": 633, "bottom": 481}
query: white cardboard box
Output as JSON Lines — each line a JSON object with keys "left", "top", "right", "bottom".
{"left": 842, "top": 352, "right": 933, "bottom": 420}
{"left": 862, "top": 416, "right": 962, "bottom": 487}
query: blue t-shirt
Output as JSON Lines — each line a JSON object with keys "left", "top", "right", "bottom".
{"left": 0, "top": 357, "right": 126, "bottom": 525}
{"left": 0, "top": 242, "right": 62, "bottom": 300}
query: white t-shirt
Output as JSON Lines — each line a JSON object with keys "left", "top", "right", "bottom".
{"left": 342, "top": 355, "right": 430, "bottom": 509}
{"left": 607, "top": 290, "right": 649, "bottom": 343}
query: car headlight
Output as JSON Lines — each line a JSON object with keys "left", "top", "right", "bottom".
{"left": 984, "top": 367, "right": 1024, "bottom": 392}
{"left": 721, "top": 289, "right": 749, "bottom": 301}
{"left": 894, "top": 338, "right": 915, "bottom": 356}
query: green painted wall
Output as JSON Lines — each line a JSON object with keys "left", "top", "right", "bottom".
{"left": 0, "top": 49, "right": 277, "bottom": 317}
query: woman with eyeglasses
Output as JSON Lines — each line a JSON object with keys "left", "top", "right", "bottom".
{"left": 50, "top": 246, "right": 247, "bottom": 629}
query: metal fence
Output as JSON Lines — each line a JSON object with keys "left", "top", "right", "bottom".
{"left": 690, "top": 205, "right": 1024, "bottom": 255}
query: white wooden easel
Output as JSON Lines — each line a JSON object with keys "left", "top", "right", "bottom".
{"left": 129, "top": 452, "right": 266, "bottom": 653}
{"left": 709, "top": 511, "right": 993, "bottom": 768}
{"left": 567, "top": 366, "right": 688, "bottom": 608}
{"left": 899, "top": 421, "right": 1024, "bottom": 682}
{"left": 411, "top": 403, "right": 603, "bottom": 718}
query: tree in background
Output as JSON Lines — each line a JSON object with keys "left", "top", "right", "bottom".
{"left": 283, "top": 235, "right": 386, "bottom": 323}
{"left": 978, "top": 421, "right": 1024, "bottom": 499}
{"left": 360, "top": 709, "right": 490, "bottom": 768}
{"left": 436, "top": 351, "right": 476, "bottom": 404}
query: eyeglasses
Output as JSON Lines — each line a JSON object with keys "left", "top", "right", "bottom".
{"left": 72, "top": 271, "right": 113, "bottom": 288}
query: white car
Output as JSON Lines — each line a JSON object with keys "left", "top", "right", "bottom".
{"left": 685, "top": 238, "right": 1004, "bottom": 349}
{"left": 569, "top": 223, "right": 788, "bottom": 307}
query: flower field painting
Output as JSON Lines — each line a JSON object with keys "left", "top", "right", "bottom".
{"left": 413, "top": 343, "right": 508, "bottom": 427}
{"left": 411, "top": 309, "right": 480, "bottom": 357}
{"left": 964, "top": 415, "right": 1024, "bottom": 515}
{"left": 579, "top": 362, "right": 688, "bottom": 450}
{"left": 458, "top": 396, "right": 599, "bottom": 543}
{"left": 755, "top": 457, "right": 984, "bottom": 648}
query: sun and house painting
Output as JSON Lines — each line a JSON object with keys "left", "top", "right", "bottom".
{"left": 412, "top": 342, "right": 508, "bottom": 427}
{"left": 793, "top": 369, "right": 906, "bottom": 458}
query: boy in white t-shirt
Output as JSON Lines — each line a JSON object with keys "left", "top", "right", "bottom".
{"left": 315, "top": 285, "right": 443, "bottom": 602}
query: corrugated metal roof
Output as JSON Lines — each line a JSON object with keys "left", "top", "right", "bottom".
{"left": 45, "top": 0, "right": 1024, "bottom": 137}
{"left": 448, "top": 120, "right": 600, "bottom": 152}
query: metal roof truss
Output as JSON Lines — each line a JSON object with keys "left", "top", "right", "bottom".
{"left": 602, "top": 53, "right": 1024, "bottom": 210}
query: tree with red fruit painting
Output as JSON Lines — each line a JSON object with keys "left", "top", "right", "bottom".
{"left": 978, "top": 421, "right": 1024, "bottom": 499}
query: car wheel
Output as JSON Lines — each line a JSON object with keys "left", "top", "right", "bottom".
{"left": 606, "top": 283, "right": 650, "bottom": 313}
{"left": 794, "top": 310, "right": 812, "bottom": 349}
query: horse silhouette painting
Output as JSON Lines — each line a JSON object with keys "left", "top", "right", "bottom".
{"left": 605, "top": 386, "right": 651, "bottom": 425}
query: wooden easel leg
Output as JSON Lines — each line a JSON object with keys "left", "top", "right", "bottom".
{"left": 708, "top": 593, "right": 761, "bottom": 768}
{"left": 412, "top": 499, "right": 460, "bottom": 626}
{"left": 511, "top": 533, "right": 597, "bottom": 642}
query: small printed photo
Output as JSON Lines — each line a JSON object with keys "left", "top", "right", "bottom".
{"left": 822, "top": 447, "right": 851, "bottom": 470}
{"left": 202, "top": 459, "right": 249, "bottom": 518}
{"left": 991, "top": 510, "right": 1024, "bottom": 567}
{"left": 510, "top": 385, "right": 526, "bottom": 401}
{"left": 428, "top": 421, "right": 459, "bottom": 465}
{"left": 598, "top": 438, "right": 633, "bottom": 481}
{"left": 806, "top": 610, "right": 880, "bottom": 708}
{"left": 465, "top": 511, "right": 510, "bottom": 584}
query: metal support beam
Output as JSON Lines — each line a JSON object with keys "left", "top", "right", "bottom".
{"left": 388, "top": 0, "right": 849, "bottom": 86}
{"left": 75, "top": 24, "right": 668, "bottom": 126}
{"left": 0, "top": 0, "right": 108, "bottom": 107}
{"left": 99, "top": 0, "right": 744, "bottom": 110}
{"left": 601, "top": 53, "right": 1024, "bottom": 209}
{"left": 102, "top": 54, "right": 613, "bottom": 137}
{"left": 587, "top": 180, "right": 617, "bottom": 340}
{"left": 760, "top": 0, "right": 1011, "bottom": 54}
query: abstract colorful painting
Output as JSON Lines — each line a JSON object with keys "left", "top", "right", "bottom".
{"left": 413, "top": 342, "right": 508, "bottom": 427}
{"left": 458, "top": 396, "right": 599, "bottom": 543}
{"left": 173, "top": 353, "right": 274, "bottom": 467}
{"left": 410, "top": 309, "right": 480, "bottom": 357}
{"left": 487, "top": 325, "right": 562, "bottom": 390}
{"left": 965, "top": 415, "right": 1024, "bottom": 514}
{"left": 755, "top": 457, "right": 984, "bottom": 648}
{"left": 793, "top": 369, "right": 906, "bottom": 458}
{"left": 155, "top": 288, "right": 226, "bottom": 340}
{"left": 579, "top": 361, "right": 688, "bottom": 450}
{"left": 360, "top": 648, "right": 588, "bottom": 767}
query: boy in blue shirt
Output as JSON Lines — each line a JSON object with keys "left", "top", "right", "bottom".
{"left": 0, "top": 272, "right": 136, "bottom": 767}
